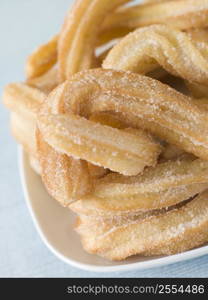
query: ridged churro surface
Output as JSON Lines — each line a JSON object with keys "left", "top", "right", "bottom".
{"left": 3, "top": 0, "right": 208, "bottom": 261}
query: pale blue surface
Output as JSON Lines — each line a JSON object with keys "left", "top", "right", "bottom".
{"left": 1, "top": 0, "right": 208, "bottom": 278}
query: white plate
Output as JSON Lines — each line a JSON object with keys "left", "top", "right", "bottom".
{"left": 19, "top": 147, "right": 208, "bottom": 273}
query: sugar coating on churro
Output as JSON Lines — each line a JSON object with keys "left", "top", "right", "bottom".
{"left": 3, "top": 0, "right": 208, "bottom": 261}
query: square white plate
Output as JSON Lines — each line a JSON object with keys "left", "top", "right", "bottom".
{"left": 19, "top": 147, "right": 208, "bottom": 273}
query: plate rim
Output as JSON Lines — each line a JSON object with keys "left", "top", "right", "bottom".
{"left": 18, "top": 147, "right": 208, "bottom": 273}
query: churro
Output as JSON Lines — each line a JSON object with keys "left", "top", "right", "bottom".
{"left": 37, "top": 69, "right": 162, "bottom": 204}
{"left": 58, "top": 0, "right": 130, "bottom": 80}
{"left": 4, "top": 0, "right": 208, "bottom": 262}
{"left": 26, "top": 35, "right": 58, "bottom": 79}
{"left": 38, "top": 113, "right": 160, "bottom": 176}
{"left": 102, "top": 0, "right": 208, "bottom": 33}
{"left": 71, "top": 158, "right": 208, "bottom": 217}
{"left": 37, "top": 130, "right": 93, "bottom": 203}
{"left": 103, "top": 24, "right": 208, "bottom": 86}
{"left": 3, "top": 83, "right": 45, "bottom": 155}
{"left": 38, "top": 69, "right": 208, "bottom": 161}
{"left": 76, "top": 191, "right": 208, "bottom": 260}
{"left": 27, "top": 66, "right": 59, "bottom": 94}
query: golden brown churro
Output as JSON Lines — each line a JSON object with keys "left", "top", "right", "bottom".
{"left": 58, "top": 0, "right": 130, "bottom": 80}
{"left": 4, "top": 0, "right": 208, "bottom": 261}
{"left": 26, "top": 35, "right": 58, "bottom": 79}
{"left": 27, "top": 66, "right": 59, "bottom": 94}
{"left": 3, "top": 83, "right": 45, "bottom": 156}
{"left": 38, "top": 69, "right": 208, "bottom": 161}
{"left": 26, "top": 1, "right": 208, "bottom": 83}
{"left": 37, "top": 69, "right": 163, "bottom": 204}
{"left": 71, "top": 158, "right": 208, "bottom": 217}
{"left": 76, "top": 191, "right": 208, "bottom": 260}
{"left": 102, "top": 0, "right": 208, "bottom": 32}
{"left": 103, "top": 25, "right": 208, "bottom": 86}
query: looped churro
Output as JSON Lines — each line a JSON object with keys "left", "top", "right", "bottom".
{"left": 58, "top": 0, "right": 130, "bottom": 81}
{"left": 71, "top": 158, "right": 208, "bottom": 217}
{"left": 37, "top": 69, "right": 163, "bottom": 204}
{"left": 26, "top": 1, "right": 208, "bottom": 85}
{"left": 76, "top": 191, "right": 208, "bottom": 260}
{"left": 102, "top": 0, "right": 208, "bottom": 33}
{"left": 38, "top": 69, "right": 208, "bottom": 161}
{"left": 103, "top": 24, "right": 208, "bottom": 85}
{"left": 4, "top": 0, "right": 208, "bottom": 262}
{"left": 27, "top": 1, "right": 208, "bottom": 85}
{"left": 37, "top": 68, "right": 208, "bottom": 215}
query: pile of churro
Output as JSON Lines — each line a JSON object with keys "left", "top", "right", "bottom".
{"left": 3, "top": 0, "right": 208, "bottom": 261}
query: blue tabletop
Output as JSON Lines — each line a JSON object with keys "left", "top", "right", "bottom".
{"left": 1, "top": 0, "right": 208, "bottom": 278}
